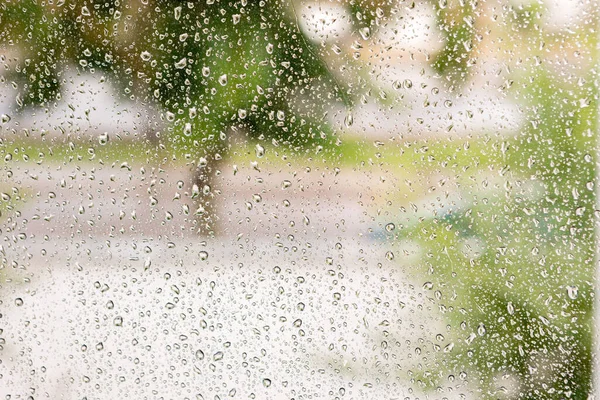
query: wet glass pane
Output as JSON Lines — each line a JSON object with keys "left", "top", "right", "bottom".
{"left": 0, "top": 0, "right": 597, "bottom": 398}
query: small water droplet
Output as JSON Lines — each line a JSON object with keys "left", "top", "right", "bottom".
{"left": 175, "top": 58, "right": 187, "bottom": 69}
{"left": 507, "top": 302, "right": 514, "bottom": 315}
{"left": 344, "top": 113, "right": 353, "bottom": 127}
{"left": 98, "top": 132, "right": 109, "bottom": 145}
{"left": 140, "top": 51, "right": 152, "bottom": 61}
{"left": 183, "top": 123, "right": 192, "bottom": 136}
{"left": 477, "top": 323, "right": 486, "bottom": 336}
{"left": 255, "top": 144, "right": 265, "bottom": 158}
{"left": 359, "top": 27, "right": 371, "bottom": 40}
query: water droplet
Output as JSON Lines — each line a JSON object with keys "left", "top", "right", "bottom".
{"left": 98, "top": 132, "right": 109, "bottom": 145}
{"left": 114, "top": 316, "right": 123, "bottom": 327}
{"left": 567, "top": 286, "right": 579, "bottom": 300}
{"left": 195, "top": 349, "right": 205, "bottom": 360}
{"left": 385, "top": 251, "right": 394, "bottom": 261}
{"left": 344, "top": 113, "right": 353, "bottom": 127}
{"left": 507, "top": 302, "right": 514, "bottom": 315}
{"left": 477, "top": 323, "right": 486, "bottom": 336}
{"left": 262, "top": 378, "right": 272, "bottom": 388}
{"left": 183, "top": 123, "right": 193, "bottom": 137}
{"left": 218, "top": 74, "right": 228, "bottom": 86}
{"left": 15, "top": 298, "right": 23, "bottom": 306}
{"left": 359, "top": 27, "right": 371, "bottom": 40}
{"left": 255, "top": 144, "right": 265, "bottom": 158}
{"left": 192, "top": 184, "right": 200, "bottom": 199}
{"left": 213, "top": 351, "right": 224, "bottom": 361}
{"left": 140, "top": 51, "right": 152, "bottom": 61}
{"left": 199, "top": 251, "right": 209, "bottom": 261}
{"left": 175, "top": 58, "right": 187, "bottom": 69}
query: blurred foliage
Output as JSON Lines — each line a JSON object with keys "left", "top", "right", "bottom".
{"left": 430, "top": 0, "right": 476, "bottom": 86}
{"left": 0, "top": 0, "right": 347, "bottom": 154}
{"left": 396, "top": 64, "right": 596, "bottom": 398}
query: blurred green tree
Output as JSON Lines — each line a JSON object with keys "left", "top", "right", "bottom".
{"left": 0, "top": 0, "right": 347, "bottom": 233}
{"left": 0, "top": 0, "right": 473, "bottom": 234}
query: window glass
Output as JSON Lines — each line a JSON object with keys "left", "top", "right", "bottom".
{"left": 0, "top": 0, "right": 597, "bottom": 398}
